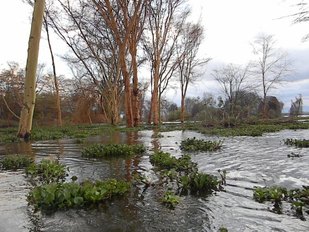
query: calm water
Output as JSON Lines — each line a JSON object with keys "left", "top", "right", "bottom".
{"left": 0, "top": 129, "right": 308, "bottom": 232}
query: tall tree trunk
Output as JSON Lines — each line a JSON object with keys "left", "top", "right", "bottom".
{"left": 119, "top": 47, "right": 134, "bottom": 127}
{"left": 180, "top": 94, "right": 185, "bottom": 123}
{"left": 130, "top": 44, "right": 140, "bottom": 127}
{"left": 152, "top": 58, "right": 160, "bottom": 125}
{"left": 44, "top": 17, "right": 62, "bottom": 127}
{"left": 18, "top": 0, "right": 45, "bottom": 139}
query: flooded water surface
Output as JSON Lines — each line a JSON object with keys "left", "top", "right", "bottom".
{"left": 0, "top": 129, "right": 308, "bottom": 232}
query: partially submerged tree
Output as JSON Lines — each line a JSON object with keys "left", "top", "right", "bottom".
{"left": 251, "top": 34, "right": 290, "bottom": 118}
{"left": 18, "top": 0, "right": 45, "bottom": 139}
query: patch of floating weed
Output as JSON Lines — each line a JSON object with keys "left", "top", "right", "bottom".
{"left": 284, "top": 138, "right": 309, "bottom": 148}
{"left": 81, "top": 144, "right": 146, "bottom": 158}
{"left": 253, "top": 185, "right": 309, "bottom": 219}
{"left": 180, "top": 137, "right": 223, "bottom": 152}
{"left": 149, "top": 151, "right": 224, "bottom": 209}
{"left": 26, "top": 159, "right": 68, "bottom": 184}
{"left": 0, "top": 154, "right": 34, "bottom": 170}
{"left": 161, "top": 191, "right": 180, "bottom": 209}
{"left": 27, "top": 178, "right": 130, "bottom": 211}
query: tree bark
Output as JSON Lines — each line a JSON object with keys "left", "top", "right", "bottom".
{"left": 18, "top": 0, "right": 45, "bottom": 139}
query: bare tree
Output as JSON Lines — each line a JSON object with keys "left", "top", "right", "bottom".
{"left": 176, "top": 22, "right": 209, "bottom": 123}
{"left": 92, "top": 0, "right": 148, "bottom": 127}
{"left": 251, "top": 34, "right": 290, "bottom": 118}
{"left": 143, "top": 0, "right": 189, "bottom": 125}
{"left": 291, "top": 0, "right": 309, "bottom": 41}
{"left": 212, "top": 63, "right": 251, "bottom": 119}
{"left": 18, "top": 0, "right": 45, "bottom": 139}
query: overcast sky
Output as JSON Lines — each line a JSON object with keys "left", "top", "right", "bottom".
{"left": 0, "top": 0, "right": 308, "bottom": 112}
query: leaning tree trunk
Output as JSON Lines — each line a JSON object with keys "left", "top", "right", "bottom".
{"left": 18, "top": 0, "right": 45, "bottom": 139}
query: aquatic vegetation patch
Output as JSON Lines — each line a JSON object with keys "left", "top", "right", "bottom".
{"left": 284, "top": 138, "right": 309, "bottom": 148}
{"left": 149, "top": 151, "right": 223, "bottom": 209}
{"left": 180, "top": 137, "right": 223, "bottom": 152}
{"left": 81, "top": 143, "right": 146, "bottom": 158}
{"left": 27, "top": 179, "right": 130, "bottom": 211}
{"left": 26, "top": 159, "right": 68, "bottom": 184}
{"left": 0, "top": 154, "right": 34, "bottom": 170}
{"left": 253, "top": 186, "right": 309, "bottom": 219}
{"left": 161, "top": 191, "right": 180, "bottom": 209}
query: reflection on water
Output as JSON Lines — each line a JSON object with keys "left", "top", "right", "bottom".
{"left": 0, "top": 129, "right": 308, "bottom": 231}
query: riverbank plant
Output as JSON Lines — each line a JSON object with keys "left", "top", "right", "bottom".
{"left": 27, "top": 178, "right": 130, "bottom": 211}
{"left": 82, "top": 143, "right": 146, "bottom": 158}
{"left": 26, "top": 159, "right": 68, "bottom": 184}
{"left": 180, "top": 137, "right": 223, "bottom": 152}
{"left": 0, "top": 154, "right": 33, "bottom": 170}
{"left": 284, "top": 138, "right": 309, "bottom": 148}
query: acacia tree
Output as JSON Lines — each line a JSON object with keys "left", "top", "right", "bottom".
{"left": 251, "top": 34, "right": 290, "bottom": 118}
{"left": 176, "top": 22, "right": 209, "bottom": 123}
{"left": 45, "top": 0, "right": 125, "bottom": 125}
{"left": 92, "top": 0, "right": 148, "bottom": 127}
{"left": 144, "top": 0, "right": 189, "bottom": 125}
{"left": 212, "top": 63, "right": 251, "bottom": 119}
{"left": 18, "top": 0, "right": 45, "bottom": 139}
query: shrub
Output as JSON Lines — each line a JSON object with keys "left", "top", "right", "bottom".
{"left": 0, "top": 154, "right": 33, "bottom": 170}
{"left": 180, "top": 137, "right": 222, "bottom": 152}
{"left": 82, "top": 144, "right": 146, "bottom": 158}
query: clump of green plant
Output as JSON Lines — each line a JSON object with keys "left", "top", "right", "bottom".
{"left": 253, "top": 185, "right": 309, "bottom": 218}
{"left": 81, "top": 144, "right": 146, "bottom": 158}
{"left": 284, "top": 138, "right": 309, "bottom": 148}
{"left": 26, "top": 159, "right": 68, "bottom": 184}
{"left": 161, "top": 191, "right": 180, "bottom": 209}
{"left": 27, "top": 179, "right": 130, "bottom": 211}
{"left": 150, "top": 151, "right": 223, "bottom": 209}
{"left": 150, "top": 151, "right": 194, "bottom": 172}
{"left": 181, "top": 173, "right": 220, "bottom": 195}
{"left": 180, "top": 137, "right": 223, "bottom": 152}
{"left": 254, "top": 186, "right": 287, "bottom": 210}
{"left": 218, "top": 227, "right": 228, "bottom": 232}
{"left": 0, "top": 154, "right": 34, "bottom": 170}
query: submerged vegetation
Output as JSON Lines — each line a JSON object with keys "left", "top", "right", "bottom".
{"left": 284, "top": 138, "right": 309, "bottom": 148}
{"left": 253, "top": 186, "right": 309, "bottom": 218}
{"left": 81, "top": 143, "right": 146, "bottom": 158}
{"left": 180, "top": 137, "right": 223, "bottom": 152}
{"left": 27, "top": 179, "right": 130, "bottom": 211}
{"left": 0, "top": 154, "right": 33, "bottom": 170}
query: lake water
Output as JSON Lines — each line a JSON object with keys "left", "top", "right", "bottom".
{"left": 0, "top": 129, "right": 308, "bottom": 232}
